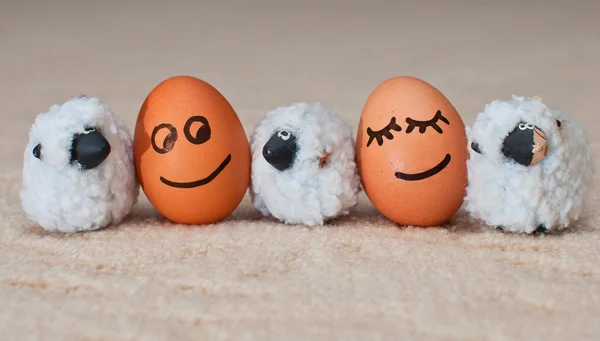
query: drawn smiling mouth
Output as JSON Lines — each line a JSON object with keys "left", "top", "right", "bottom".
{"left": 160, "top": 154, "right": 232, "bottom": 188}
{"left": 395, "top": 154, "right": 451, "bottom": 181}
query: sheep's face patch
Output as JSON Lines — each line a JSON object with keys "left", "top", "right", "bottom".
{"left": 470, "top": 116, "right": 561, "bottom": 167}
{"left": 262, "top": 130, "right": 298, "bottom": 171}
{"left": 501, "top": 121, "right": 548, "bottom": 167}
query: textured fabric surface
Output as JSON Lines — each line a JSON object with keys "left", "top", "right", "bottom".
{"left": 465, "top": 96, "right": 595, "bottom": 233}
{"left": 250, "top": 102, "right": 360, "bottom": 226}
{"left": 20, "top": 96, "right": 139, "bottom": 232}
{"left": 1, "top": 1, "right": 599, "bottom": 340}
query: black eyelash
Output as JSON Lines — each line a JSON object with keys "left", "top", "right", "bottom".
{"left": 366, "top": 117, "right": 402, "bottom": 147}
{"left": 405, "top": 110, "right": 449, "bottom": 134}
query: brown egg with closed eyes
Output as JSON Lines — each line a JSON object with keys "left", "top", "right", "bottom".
{"left": 356, "top": 76, "right": 468, "bottom": 226}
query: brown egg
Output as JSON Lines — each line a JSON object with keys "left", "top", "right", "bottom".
{"left": 356, "top": 76, "right": 468, "bottom": 226}
{"left": 134, "top": 75, "right": 250, "bottom": 224}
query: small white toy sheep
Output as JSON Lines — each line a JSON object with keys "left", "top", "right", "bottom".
{"left": 465, "top": 95, "right": 595, "bottom": 234}
{"left": 20, "top": 96, "right": 139, "bottom": 232}
{"left": 249, "top": 102, "right": 360, "bottom": 226}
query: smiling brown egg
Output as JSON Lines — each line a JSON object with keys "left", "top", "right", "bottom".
{"left": 134, "top": 75, "right": 250, "bottom": 224}
{"left": 356, "top": 76, "right": 468, "bottom": 226}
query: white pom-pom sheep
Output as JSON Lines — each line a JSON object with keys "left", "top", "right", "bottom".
{"left": 249, "top": 102, "right": 360, "bottom": 226}
{"left": 20, "top": 96, "right": 139, "bottom": 233}
{"left": 465, "top": 95, "right": 595, "bottom": 234}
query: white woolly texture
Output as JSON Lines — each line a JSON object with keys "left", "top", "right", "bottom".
{"left": 465, "top": 95, "right": 595, "bottom": 234}
{"left": 249, "top": 102, "right": 360, "bottom": 226}
{"left": 20, "top": 96, "right": 139, "bottom": 233}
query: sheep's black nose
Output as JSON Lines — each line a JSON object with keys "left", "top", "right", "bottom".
{"left": 70, "top": 129, "right": 111, "bottom": 170}
{"left": 502, "top": 121, "right": 547, "bottom": 167}
{"left": 262, "top": 130, "right": 298, "bottom": 171}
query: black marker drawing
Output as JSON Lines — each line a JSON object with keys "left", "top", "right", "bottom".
{"left": 366, "top": 117, "right": 402, "bottom": 147}
{"left": 160, "top": 154, "right": 232, "bottom": 188}
{"left": 395, "top": 154, "right": 451, "bottom": 181}
{"left": 184, "top": 116, "right": 211, "bottom": 145}
{"left": 151, "top": 123, "right": 178, "bottom": 154}
{"left": 405, "top": 110, "right": 449, "bottom": 134}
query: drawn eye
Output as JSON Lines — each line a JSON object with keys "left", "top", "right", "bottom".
{"left": 366, "top": 117, "right": 402, "bottom": 147}
{"left": 32, "top": 144, "right": 42, "bottom": 159}
{"left": 184, "top": 116, "right": 211, "bottom": 145}
{"left": 405, "top": 110, "right": 450, "bottom": 134}
{"left": 151, "top": 123, "right": 178, "bottom": 154}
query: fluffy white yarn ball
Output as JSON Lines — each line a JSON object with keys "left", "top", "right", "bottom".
{"left": 465, "top": 95, "right": 595, "bottom": 234}
{"left": 20, "top": 96, "right": 139, "bottom": 232}
{"left": 249, "top": 102, "right": 360, "bottom": 226}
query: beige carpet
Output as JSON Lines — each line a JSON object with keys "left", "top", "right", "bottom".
{"left": 1, "top": 1, "right": 600, "bottom": 340}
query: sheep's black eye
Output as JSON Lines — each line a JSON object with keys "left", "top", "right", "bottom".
{"left": 556, "top": 119, "right": 562, "bottom": 128}
{"left": 33, "top": 144, "right": 42, "bottom": 159}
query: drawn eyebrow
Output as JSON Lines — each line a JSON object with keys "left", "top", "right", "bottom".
{"left": 366, "top": 117, "right": 402, "bottom": 147}
{"left": 405, "top": 110, "right": 450, "bottom": 134}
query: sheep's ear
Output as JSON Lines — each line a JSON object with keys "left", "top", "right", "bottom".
{"left": 319, "top": 152, "right": 330, "bottom": 168}
{"left": 33, "top": 143, "right": 42, "bottom": 159}
{"left": 471, "top": 141, "right": 483, "bottom": 154}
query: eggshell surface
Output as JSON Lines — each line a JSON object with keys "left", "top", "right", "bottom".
{"left": 134, "top": 75, "right": 250, "bottom": 224}
{"left": 356, "top": 76, "right": 468, "bottom": 226}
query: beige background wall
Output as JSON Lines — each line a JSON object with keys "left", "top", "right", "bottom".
{"left": 1, "top": 1, "right": 599, "bottom": 340}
